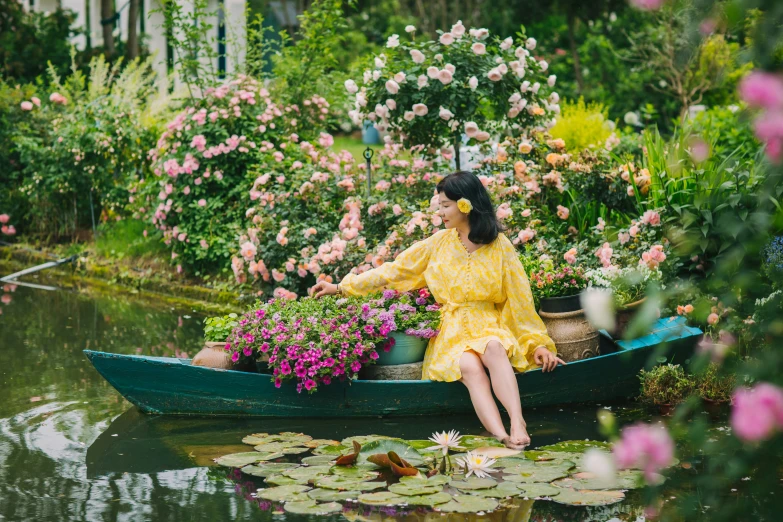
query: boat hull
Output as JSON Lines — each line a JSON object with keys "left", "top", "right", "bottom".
{"left": 84, "top": 317, "right": 701, "bottom": 418}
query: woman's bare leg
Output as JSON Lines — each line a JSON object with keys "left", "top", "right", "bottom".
{"left": 458, "top": 350, "right": 508, "bottom": 440}
{"left": 480, "top": 341, "right": 530, "bottom": 447}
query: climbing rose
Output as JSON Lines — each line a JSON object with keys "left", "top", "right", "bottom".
{"left": 731, "top": 383, "right": 783, "bottom": 442}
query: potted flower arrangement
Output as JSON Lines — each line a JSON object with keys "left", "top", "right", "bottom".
{"left": 192, "top": 313, "right": 241, "bottom": 370}
{"left": 372, "top": 288, "right": 442, "bottom": 366}
{"left": 345, "top": 21, "right": 558, "bottom": 169}
{"left": 638, "top": 364, "right": 695, "bottom": 415}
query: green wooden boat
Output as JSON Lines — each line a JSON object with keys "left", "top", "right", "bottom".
{"left": 84, "top": 316, "right": 701, "bottom": 418}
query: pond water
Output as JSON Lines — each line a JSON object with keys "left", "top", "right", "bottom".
{"left": 0, "top": 274, "right": 702, "bottom": 521}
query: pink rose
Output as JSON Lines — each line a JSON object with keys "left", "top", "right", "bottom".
{"left": 641, "top": 210, "right": 661, "bottom": 226}
{"left": 427, "top": 66, "right": 440, "bottom": 79}
{"left": 738, "top": 71, "right": 783, "bottom": 110}
{"left": 613, "top": 422, "right": 674, "bottom": 482}
{"left": 198, "top": 199, "right": 206, "bottom": 207}
{"left": 471, "top": 43, "right": 486, "bottom": 55}
{"left": 199, "top": 239, "right": 209, "bottom": 248}
{"left": 556, "top": 205, "right": 570, "bottom": 220}
{"left": 618, "top": 232, "right": 631, "bottom": 245}
{"left": 496, "top": 203, "right": 512, "bottom": 220}
{"left": 468, "top": 76, "right": 478, "bottom": 90}
{"left": 413, "top": 104, "right": 428, "bottom": 117}
{"left": 487, "top": 69, "right": 502, "bottom": 82}
{"left": 31, "top": 96, "right": 41, "bottom": 106}
{"left": 21, "top": 101, "right": 33, "bottom": 111}
{"left": 385, "top": 79, "right": 400, "bottom": 94}
{"left": 439, "top": 32, "right": 454, "bottom": 45}
{"left": 707, "top": 313, "right": 720, "bottom": 325}
{"left": 564, "top": 248, "right": 577, "bottom": 265}
{"left": 517, "top": 228, "right": 536, "bottom": 243}
{"left": 753, "top": 110, "right": 783, "bottom": 164}
{"left": 475, "top": 131, "right": 490, "bottom": 142}
{"left": 521, "top": 209, "right": 532, "bottom": 217}
{"left": 464, "top": 121, "right": 479, "bottom": 138}
{"left": 731, "top": 383, "right": 783, "bottom": 442}
{"left": 629, "top": 0, "right": 666, "bottom": 10}
{"left": 438, "top": 69, "right": 453, "bottom": 85}
{"left": 0, "top": 214, "right": 8, "bottom": 224}
{"left": 410, "top": 49, "right": 425, "bottom": 63}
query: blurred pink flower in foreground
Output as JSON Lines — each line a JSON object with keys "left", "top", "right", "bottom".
{"left": 613, "top": 422, "right": 674, "bottom": 482}
{"left": 731, "top": 382, "right": 783, "bottom": 442}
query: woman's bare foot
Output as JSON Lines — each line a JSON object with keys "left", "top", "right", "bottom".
{"left": 509, "top": 420, "right": 531, "bottom": 448}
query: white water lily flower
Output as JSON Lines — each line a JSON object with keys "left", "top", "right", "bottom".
{"left": 426, "top": 430, "right": 463, "bottom": 456}
{"left": 582, "top": 449, "right": 617, "bottom": 486}
{"left": 457, "top": 451, "right": 498, "bottom": 479}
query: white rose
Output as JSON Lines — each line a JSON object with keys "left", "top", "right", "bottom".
{"left": 427, "top": 66, "right": 440, "bottom": 79}
{"left": 385, "top": 79, "right": 400, "bottom": 94}
{"left": 526, "top": 37, "right": 537, "bottom": 50}
{"left": 394, "top": 72, "right": 406, "bottom": 83}
{"left": 464, "top": 121, "right": 479, "bottom": 137}
{"left": 417, "top": 75, "right": 429, "bottom": 88}
{"left": 498, "top": 63, "right": 508, "bottom": 75}
{"left": 374, "top": 56, "right": 385, "bottom": 69}
{"left": 548, "top": 74, "right": 557, "bottom": 87}
{"left": 470, "top": 28, "right": 489, "bottom": 39}
{"left": 549, "top": 92, "right": 560, "bottom": 104}
{"left": 404, "top": 111, "right": 415, "bottom": 121}
{"left": 444, "top": 63, "right": 456, "bottom": 74}
{"left": 372, "top": 70, "right": 381, "bottom": 81}
{"left": 515, "top": 47, "right": 526, "bottom": 59}
{"left": 386, "top": 34, "right": 400, "bottom": 48}
{"left": 468, "top": 76, "right": 478, "bottom": 90}
{"left": 385, "top": 99, "right": 397, "bottom": 110}
{"left": 520, "top": 80, "right": 530, "bottom": 92}
{"left": 487, "top": 68, "right": 502, "bottom": 82}
{"left": 539, "top": 60, "right": 549, "bottom": 72}
{"left": 356, "top": 92, "right": 367, "bottom": 107}
{"left": 413, "top": 103, "right": 428, "bottom": 116}
{"left": 438, "top": 69, "right": 453, "bottom": 85}
{"left": 363, "top": 70, "right": 372, "bottom": 84}
{"left": 532, "top": 82, "right": 541, "bottom": 93}
{"left": 508, "top": 92, "right": 521, "bottom": 104}
{"left": 439, "top": 106, "right": 454, "bottom": 120}
{"left": 451, "top": 20, "right": 466, "bottom": 38}
{"left": 439, "top": 32, "right": 454, "bottom": 45}
{"left": 410, "top": 49, "right": 425, "bottom": 63}
{"left": 500, "top": 37, "right": 513, "bottom": 50}
{"left": 508, "top": 107, "right": 520, "bottom": 118}
{"left": 405, "top": 25, "right": 416, "bottom": 33}
{"left": 344, "top": 79, "right": 358, "bottom": 94}
{"left": 471, "top": 43, "right": 486, "bottom": 55}
{"left": 434, "top": 53, "right": 443, "bottom": 61}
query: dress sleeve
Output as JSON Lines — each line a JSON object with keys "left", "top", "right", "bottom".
{"left": 496, "top": 235, "right": 557, "bottom": 369}
{"left": 339, "top": 231, "right": 442, "bottom": 296}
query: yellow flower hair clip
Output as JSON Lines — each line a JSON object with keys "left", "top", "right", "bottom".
{"left": 457, "top": 198, "right": 473, "bottom": 214}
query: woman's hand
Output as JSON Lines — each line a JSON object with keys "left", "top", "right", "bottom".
{"left": 310, "top": 280, "right": 339, "bottom": 298}
{"left": 533, "top": 346, "right": 566, "bottom": 372}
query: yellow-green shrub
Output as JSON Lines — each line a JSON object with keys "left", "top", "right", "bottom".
{"left": 550, "top": 97, "right": 613, "bottom": 152}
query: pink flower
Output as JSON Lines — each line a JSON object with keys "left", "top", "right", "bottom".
{"left": 190, "top": 134, "right": 207, "bottom": 151}
{"left": 517, "top": 228, "right": 536, "bottom": 243}
{"left": 318, "top": 132, "right": 334, "bottom": 148}
{"left": 439, "top": 32, "right": 454, "bottom": 45}
{"left": 427, "top": 66, "right": 440, "bottom": 79}
{"left": 641, "top": 210, "right": 661, "bottom": 226}
{"left": 521, "top": 209, "right": 532, "bottom": 218}
{"left": 3, "top": 225, "right": 16, "bottom": 235}
{"left": 629, "top": 225, "right": 639, "bottom": 237}
{"left": 487, "top": 69, "right": 502, "bottom": 82}
{"left": 475, "top": 131, "right": 490, "bottom": 142}
{"left": 595, "top": 242, "right": 614, "bottom": 268}
{"left": 393, "top": 204, "right": 403, "bottom": 216}
{"left": 438, "top": 69, "right": 453, "bottom": 85}
{"left": 496, "top": 203, "right": 513, "bottom": 220}
{"left": 385, "top": 79, "right": 400, "bottom": 94}
{"left": 731, "top": 383, "right": 783, "bottom": 442}
{"left": 0, "top": 214, "right": 8, "bottom": 224}
{"left": 738, "top": 72, "right": 783, "bottom": 110}
{"left": 1, "top": 294, "right": 10, "bottom": 305}
{"left": 627, "top": 186, "right": 635, "bottom": 197}
{"left": 199, "top": 239, "right": 209, "bottom": 248}
{"left": 31, "top": 96, "right": 41, "bottom": 106}
{"left": 410, "top": 49, "right": 425, "bottom": 63}
{"left": 413, "top": 103, "right": 428, "bottom": 117}
{"left": 49, "top": 92, "right": 67, "bottom": 104}
{"left": 240, "top": 241, "right": 257, "bottom": 260}
{"left": 753, "top": 110, "right": 783, "bottom": 163}
{"left": 707, "top": 313, "right": 720, "bottom": 325}
{"left": 464, "top": 121, "right": 479, "bottom": 138}
{"left": 21, "top": 101, "right": 33, "bottom": 111}
{"left": 556, "top": 205, "right": 570, "bottom": 220}
{"left": 629, "top": 0, "right": 666, "bottom": 10}
{"left": 613, "top": 422, "right": 674, "bottom": 482}
{"left": 640, "top": 244, "right": 667, "bottom": 269}
{"left": 198, "top": 199, "right": 206, "bottom": 207}
{"left": 471, "top": 43, "right": 486, "bottom": 55}
{"left": 618, "top": 232, "right": 631, "bottom": 245}
{"left": 564, "top": 248, "right": 577, "bottom": 265}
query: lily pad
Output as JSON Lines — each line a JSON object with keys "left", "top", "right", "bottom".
{"left": 283, "top": 501, "right": 342, "bottom": 515}
{"left": 551, "top": 488, "right": 625, "bottom": 506}
{"left": 466, "top": 482, "right": 520, "bottom": 498}
{"left": 252, "top": 441, "right": 304, "bottom": 453}
{"left": 241, "top": 462, "right": 298, "bottom": 477}
{"left": 516, "top": 483, "right": 562, "bottom": 498}
{"left": 407, "top": 439, "right": 438, "bottom": 451}
{"left": 357, "top": 440, "right": 424, "bottom": 467}
{"left": 436, "top": 495, "right": 499, "bottom": 513}
{"left": 243, "top": 432, "right": 312, "bottom": 445}
{"left": 556, "top": 469, "right": 649, "bottom": 490}
{"left": 399, "top": 474, "right": 451, "bottom": 486}
{"left": 307, "top": 488, "right": 363, "bottom": 502}
{"left": 388, "top": 483, "right": 442, "bottom": 496}
{"left": 214, "top": 452, "right": 269, "bottom": 468}
{"left": 537, "top": 440, "right": 612, "bottom": 454}
{"left": 398, "top": 492, "right": 452, "bottom": 506}
{"left": 301, "top": 455, "right": 337, "bottom": 466}
{"left": 357, "top": 491, "right": 404, "bottom": 506}
{"left": 328, "top": 466, "right": 379, "bottom": 479}
{"left": 471, "top": 446, "right": 522, "bottom": 459}
{"left": 502, "top": 468, "right": 569, "bottom": 483}
{"left": 256, "top": 485, "right": 311, "bottom": 502}
{"left": 314, "top": 475, "right": 386, "bottom": 492}
{"left": 313, "top": 444, "right": 349, "bottom": 456}
{"left": 450, "top": 477, "right": 498, "bottom": 490}
{"left": 303, "top": 439, "right": 340, "bottom": 448}
{"left": 255, "top": 452, "right": 287, "bottom": 462}
{"left": 282, "top": 465, "right": 332, "bottom": 480}
{"left": 341, "top": 435, "right": 399, "bottom": 447}
{"left": 264, "top": 474, "right": 308, "bottom": 486}
{"left": 504, "top": 460, "right": 575, "bottom": 475}
{"left": 460, "top": 436, "right": 505, "bottom": 451}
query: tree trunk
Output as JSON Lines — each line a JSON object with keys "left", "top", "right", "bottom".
{"left": 566, "top": 10, "right": 584, "bottom": 94}
{"left": 101, "top": 0, "right": 116, "bottom": 57}
{"left": 126, "top": 0, "right": 140, "bottom": 60}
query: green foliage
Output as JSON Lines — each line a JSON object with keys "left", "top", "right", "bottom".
{"left": 696, "top": 363, "right": 735, "bottom": 402}
{"left": 549, "top": 97, "right": 613, "bottom": 152}
{"left": 638, "top": 364, "right": 695, "bottom": 405}
{"left": 203, "top": 313, "right": 239, "bottom": 342}
{"left": 94, "top": 219, "right": 167, "bottom": 259}
{"left": 687, "top": 105, "right": 760, "bottom": 164}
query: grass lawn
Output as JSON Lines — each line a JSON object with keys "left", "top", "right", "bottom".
{"left": 333, "top": 135, "right": 373, "bottom": 162}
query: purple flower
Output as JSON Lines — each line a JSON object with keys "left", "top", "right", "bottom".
{"left": 259, "top": 342, "right": 269, "bottom": 353}
{"left": 243, "top": 346, "right": 253, "bottom": 357}
{"left": 323, "top": 357, "right": 336, "bottom": 367}
{"left": 382, "top": 289, "right": 397, "bottom": 300}
{"left": 280, "top": 360, "right": 291, "bottom": 375}
{"left": 416, "top": 297, "right": 427, "bottom": 305}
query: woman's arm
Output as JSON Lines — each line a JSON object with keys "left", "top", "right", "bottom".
{"left": 338, "top": 230, "right": 444, "bottom": 297}
{"left": 496, "top": 235, "right": 558, "bottom": 370}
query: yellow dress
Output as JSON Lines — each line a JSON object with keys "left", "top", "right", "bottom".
{"left": 339, "top": 228, "right": 557, "bottom": 382}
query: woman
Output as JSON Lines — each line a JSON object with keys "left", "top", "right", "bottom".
{"left": 310, "top": 171, "right": 565, "bottom": 449}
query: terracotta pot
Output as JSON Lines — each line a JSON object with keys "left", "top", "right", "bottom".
{"left": 657, "top": 403, "right": 676, "bottom": 416}
{"left": 538, "top": 308, "right": 600, "bottom": 363}
{"left": 614, "top": 297, "right": 647, "bottom": 338}
{"left": 192, "top": 341, "right": 255, "bottom": 372}
{"left": 702, "top": 397, "right": 727, "bottom": 419}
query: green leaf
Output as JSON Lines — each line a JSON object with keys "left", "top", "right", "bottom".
{"left": 450, "top": 477, "right": 498, "bottom": 490}
{"left": 398, "top": 492, "right": 452, "bottom": 506}
{"left": 388, "top": 483, "right": 442, "bottom": 496}
{"left": 436, "top": 495, "right": 499, "bottom": 513}
{"left": 240, "top": 462, "right": 298, "bottom": 477}
{"left": 357, "top": 491, "right": 404, "bottom": 506}
{"left": 256, "top": 485, "right": 312, "bottom": 502}
{"left": 214, "top": 452, "right": 269, "bottom": 468}
{"left": 283, "top": 501, "right": 342, "bottom": 515}
{"left": 357, "top": 439, "right": 424, "bottom": 467}
{"left": 551, "top": 488, "right": 625, "bottom": 506}
{"left": 307, "top": 488, "right": 363, "bottom": 502}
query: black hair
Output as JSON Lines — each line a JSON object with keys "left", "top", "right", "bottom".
{"left": 436, "top": 171, "right": 504, "bottom": 245}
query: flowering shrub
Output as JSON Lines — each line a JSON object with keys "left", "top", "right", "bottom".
{"left": 225, "top": 288, "right": 441, "bottom": 393}
{"left": 586, "top": 264, "right": 663, "bottom": 307}
{"left": 132, "top": 75, "right": 331, "bottom": 274}
{"left": 0, "top": 213, "right": 16, "bottom": 237}
{"left": 521, "top": 255, "right": 590, "bottom": 306}
{"left": 345, "top": 21, "right": 559, "bottom": 156}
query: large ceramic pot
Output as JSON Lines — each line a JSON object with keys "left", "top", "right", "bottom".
{"left": 192, "top": 341, "right": 255, "bottom": 372}
{"left": 614, "top": 297, "right": 647, "bottom": 339}
{"left": 376, "top": 332, "right": 428, "bottom": 366}
{"left": 538, "top": 309, "right": 600, "bottom": 362}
